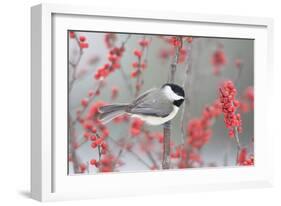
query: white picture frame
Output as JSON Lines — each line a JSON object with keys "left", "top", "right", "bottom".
{"left": 31, "top": 3, "right": 274, "bottom": 202}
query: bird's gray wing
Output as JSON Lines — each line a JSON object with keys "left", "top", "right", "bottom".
{"left": 129, "top": 89, "right": 173, "bottom": 117}
{"left": 132, "top": 88, "right": 158, "bottom": 105}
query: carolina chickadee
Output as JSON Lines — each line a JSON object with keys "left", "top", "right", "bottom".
{"left": 98, "top": 83, "right": 185, "bottom": 125}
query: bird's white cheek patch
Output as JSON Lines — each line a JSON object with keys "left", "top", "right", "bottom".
{"left": 163, "top": 86, "right": 184, "bottom": 101}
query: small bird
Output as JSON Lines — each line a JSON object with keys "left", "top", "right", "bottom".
{"left": 98, "top": 83, "right": 185, "bottom": 125}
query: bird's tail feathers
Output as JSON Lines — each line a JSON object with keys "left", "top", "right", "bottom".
{"left": 98, "top": 104, "right": 128, "bottom": 124}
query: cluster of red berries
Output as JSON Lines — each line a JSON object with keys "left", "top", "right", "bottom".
{"left": 187, "top": 119, "right": 212, "bottom": 149}
{"left": 69, "top": 31, "right": 75, "bottom": 39}
{"left": 69, "top": 31, "right": 89, "bottom": 49}
{"left": 81, "top": 108, "right": 110, "bottom": 158}
{"left": 131, "top": 61, "right": 147, "bottom": 72}
{"left": 187, "top": 100, "right": 222, "bottom": 149}
{"left": 85, "top": 101, "right": 105, "bottom": 120}
{"left": 162, "top": 36, "right": 192, "bottom": 46}
{"left": 171, "top": 146, "right": 202, "bottom": 168}
{"left": 211, "top": 48, "right": 227, "bottom": 75}
{"left": 159, "top": 36, "right": 191, "bottom": 64}
{"left": 78, "top": 36, "right": 89, "bottom": 49}
{"left": 104, "top": 33, "right": 116, "bottom": 48}
{"left": 90, "top": 154, "right": 117, "bottom": 172}
{"left": 170, "top": 47, "right": 187, "bottom": 64}
{"left": 79, "top": 163, "right": 87, "bottom": 173}
{"left": 94, "top": 47, "right": 125, "bottom": 80}
{"left": 219, "top": 80, "right": 242, "bottom": 138}
{"left": 130, "top": 118, "right": 144, "bottom": 136}
{"left": 138, "top": 39, "right": 150, "bottom": 47}
{"left": 131, "top": 39, "right": 149, "bottom": 78}
{"left": 167, "top": 36, "right": 182, "bottom": 47}
{"left": 79, "top": 101, "right": 110, "bottom": 142}
{"left": 237, "top": 148, "right": 254, "bottom": 166}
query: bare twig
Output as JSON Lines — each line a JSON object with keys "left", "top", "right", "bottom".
{"left": 68, "top": 32, "right": 84, "bottom": 174}
{"left": 234, "top": 126, "right": 242, "bottom": 164}
{"left": 96, "top": 133, "right": 102, "bottom": 161}
{"left": 146, "top": 151, "right": 159, "bottom": 169}
{"left": 180, "top": 41, "right": 193, "bottom": 145}
{"left": 118, "top": 34, "right": 134, "bottom": 96}
{"left": 162, "top": 36, "right": 182, "bottom": 169}
{"left": 69, "top": 117, "right": 81, "bottom": 173}
{"left": 119, "top": 67, "right": 134, "bottom": 96}
{"left": 71, "top": 80, "right": 103, "bottom": 127}
{"left": 135, "top": 35, "right": 147, "bottom": 97}
{"left": 69, "top": 33, "right": 84, "bottom": 92}
{"left": 162, "top": 121, "right": 171, "bottom": 169}
{"left": 108, "top": 136, "right": 151, "bottom": 168}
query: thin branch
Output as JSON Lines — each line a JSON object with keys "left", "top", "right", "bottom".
{"left": 146, "top": 151, "right": 159, "bottom": 169}
{"left": 234, "top": 126, "right": 242, "bottom": 165}
{"left": 108, "top": 136, "right": 151, "bottom": 168}
{"left": 135, "top": 35, "right": 147, "bottom": 97}
{"left": 119, "top": 67, "right": 134, "bottom": 97}
{"left": 162, "top": 37, "right": 182, "bottom": 169}
{"left": 69, "top": 33, "right": 84, "bottom": 92}
{"left": 68, "top": 32, "right": 84, "bottom": 174}
{"left": 96, "top": 133, "right": 102, "bottom": 161}
{"left": 68, "top": 117, "right": 81, "bottom": 173}
{"left": 71, "top": 80, "right": 103, "bottom": 127}
{"left": 118, "top": 34, "right": 134, "bottom": 96}
{"left": 162, "top": 121, "right": 171, "bottom": 169}
{"left": 180, "top": 41, "right": 193, "bottom": 145}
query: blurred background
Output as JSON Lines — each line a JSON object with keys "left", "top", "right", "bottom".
{"left": 68, "top": 31, "right": 254, "bottom": 174}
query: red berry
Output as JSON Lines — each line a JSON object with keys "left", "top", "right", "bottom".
{"left": 81, "top": 98, "right": 88, "bottom": 107}
{"left": 131, "top": 70, "right": 138, "bottom": 78}
{"left": 186, "top": 37, "right": 193, "bottom": 43}
{"left": 90, "top": 159, "right": 97, "bottom": 166}
{"left": 90, "top": 135, "right": 97, "bottom": 141}
{"left": 91, "top": 142, "right": 97, "bottom": 149}
{"left": 80, "top": 42, "right": 89, "bottom": 48}
{"left": 69, "top": 31, "right": 75, "bottom": 38}
{"left": 133, "top": 49, "right": 142, "bottom": 58}
{"left": 79, "top": 36, "right": 86, "bottom": 42}
{"left": 132, "top": 62, "right": 139, "bottom": 68}
{"left": 139, "top": 39, "right": 149, "bottom": 47}
{"left": 79, "top": 163, "right": 87, "bottom": 173}
{"left": 91, "top": 127, "right": 97, "bottom": 133}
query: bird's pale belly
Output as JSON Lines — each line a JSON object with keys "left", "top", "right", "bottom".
{"left": 131, "top": 106, "right": 179, "bottom": 125}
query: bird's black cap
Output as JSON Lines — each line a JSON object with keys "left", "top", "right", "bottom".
{"left": 162, "top": 83, "right": 185, "bottom": 98}
{"left": 162, "top": 83, "right": 185, "bottom": 107}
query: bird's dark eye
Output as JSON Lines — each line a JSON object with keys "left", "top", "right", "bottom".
{"left": 173, "top": 99, "right": 184, "bottom": 107}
